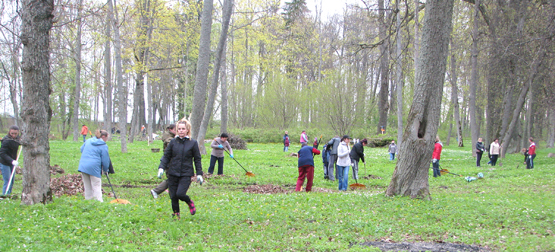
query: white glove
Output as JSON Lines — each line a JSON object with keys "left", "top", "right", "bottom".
{"left": 157, "top": 168, "right": 164, "bottom": 179}
{"left": 12, "top": 160, "right": 18, "bottom": 167}
{"left": 432, "top": 159, "right": 438, "bottom": 163}
{"left": 197, "top": 175, "right": 203, "bottom": 185}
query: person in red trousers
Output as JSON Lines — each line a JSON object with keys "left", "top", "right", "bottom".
{"left": 295, "top": 143, "right": 321, "bottom": 192}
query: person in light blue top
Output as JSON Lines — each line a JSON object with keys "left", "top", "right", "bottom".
{"left": 78, "top": 129, "right": 110, "bottom": 202}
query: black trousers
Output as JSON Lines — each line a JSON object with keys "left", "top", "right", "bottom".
{"left": 432, "top": 160, "right": 441, "bottom": 177}
{"left": 167, "top": 175, "right": 192, "bottom": 213}
{"left": 490, "top": 154, "right": 499, "bottom": 166}
{"left": 476, "top": 152, "right": 483, "bottom": 166}
{"left": 208, "top": 155, "right": 224, "bottom": 175}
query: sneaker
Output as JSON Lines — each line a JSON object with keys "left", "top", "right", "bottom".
{"left": 188, "top": 200, "right": 196, "bottom": 215}
{"left": 150, "top": 189, "right": 158, "bottom": 199}
{"left": 172, "top": 212, "right": 180, "bottom": 220}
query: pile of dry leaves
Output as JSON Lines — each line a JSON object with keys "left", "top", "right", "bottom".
{"left": 50, "top": 173, "right": 107, "bottom": 197}
{"left": 243, "top": 184, "right": 289, "bottom": 194}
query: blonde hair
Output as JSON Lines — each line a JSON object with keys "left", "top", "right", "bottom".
{"left": 176, "top": 119, "right": 192, "bottom": 138}
{"left": 95, "top": 129, "right": 108, "bottom": 138}
{"left": 435, "top": 136, "right": 441, "bottom": 142}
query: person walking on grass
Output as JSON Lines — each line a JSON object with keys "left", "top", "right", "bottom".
{"left": 350, "top": 138, "right": 367, "bottom": 180}
{"left": 208, "top": 133, "right": 233, "bottom": 175}
{"left": 431, "top": 136, "right": 443, "bottom": 178}
{"left": 81, "top": 124, "right": 89, "bottom": 142}
{"left": 157, "top": 120, "right": 203, "bottom": 219}
{"left": 526, "top": 137, "right": 536, "bottom": 169}
{"left": 476, "top": 137, "right": 486, "bottom": 167}
{"left": 489, "top": 138, "right": 500, "bottom": 166}
{"left": 295, "top": 143, "right": 321, "bottom": 192}
{"left": 78, "top": 130, "right": 111, "bottom": 202}
{"left": 1, "top": 126, "right": 21, "bottom": 196}
{"left": 326, "top": 135, "right": 341, "bottom": 181}
{"left": 336, "top": 135, "right": 351, "bottom": 191}
{"left": 388, "top": 140, "right": 397, "bottom": 161}
{"left": 150, "top": 124, "right": 176, "bottom": 199}
{"left": 283, "top": 131, "right": 290, "bottom": 152}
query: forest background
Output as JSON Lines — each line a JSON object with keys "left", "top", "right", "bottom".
{"left": 0, "top": 0, "right": 554, "bottom": 155}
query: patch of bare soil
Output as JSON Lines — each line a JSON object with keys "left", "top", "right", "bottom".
{"left": 359, "top": 241, "right": 491, "bottom": 252}
{"left": 361, "top": 174, "right": 382, "bottom": 180}
{"left": 243, "top": 184, "right": 290, "bottom": 194}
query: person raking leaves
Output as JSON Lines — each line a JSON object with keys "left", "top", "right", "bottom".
{"left": 295, "top": 143, "right": 320, "bottom": 192}
{"left": 208, "top": 133, "right": 233, "bottom": 175}
{"left": 1, "top": 125, "right": 21, "bottom": 196}
{"left": 157, "top": 120, "right": 203, "bottom": 219}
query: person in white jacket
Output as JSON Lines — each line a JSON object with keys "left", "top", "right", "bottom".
{"left": 336, "top": 135, "right": 351, "bottom": 191}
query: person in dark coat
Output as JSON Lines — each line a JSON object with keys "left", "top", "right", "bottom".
{"left": 0, "top": 126, "right": 21, "bottom": 196}
{"left": 150, "top": 124, "right": 176, "bottom": 199}
{"left": 475, "top": 137, "right": 486, "bottom": 167}
{"left": 326, "top": 136, "right": 341, "bottom": 181}
{"left": 295, "top": 143, "right": 321, "bottom": 192}
{"left": 322, "top": 144, "right": 330, "bottom": 179}
{"left": 350, "top": 138, "right": 367, "bottom": 180}
{"left": 157, "top": 120, "right": 203, "bottom": 219}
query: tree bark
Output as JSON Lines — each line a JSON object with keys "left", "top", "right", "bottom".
{"left": 71, "top": 0, "right": 84, "bottom": 141}
{"left": 468, "top": 0, "right": 480, "bottom": 155}
{"left": 20, "top": 0, "right": 54, "bottom": 205}
{"left": 386, "top": 0, "right": 454, "bottom": 200}
{"left": 104, "top": 5, "right": 112, "bottom": 140}
{"left": 109, "top": 0, "right": 127, "bottom": 152}
{"left": 395, "top": 0, "right": 403, "bottom": 148}
{"left": 377, "top": 0, "right": 389, "bottom": 134}
{"left": 450, "top": 42, "right": 463, "bottom": 147}
{"left": 547, "top": 106, "right": 555, "bottom": 148}
{"left": 190, "top": 0, "right": 214, "bottom": 139}
{"left": 197, "top": 0, "right": 233, "bottom": 154}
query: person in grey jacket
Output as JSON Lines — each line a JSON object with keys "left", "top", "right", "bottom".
{"left": 388, "top": 141, "right": 397, "bottom": 161}
{"left": 350, "top": 138, "right": 367, "bottom": 180}
{"left": 326, "top": 136, "right": 341, "bottom": 181}
{"left": 208, "top": 133, "right": 234, "bottom": 175}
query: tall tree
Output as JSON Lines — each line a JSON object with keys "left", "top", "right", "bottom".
{"left": 71, "top": 0, "right": 84, "bottom": 141}
{"left": 386, "top": 0, "right": 455, "bottom": 200}
{"left": 468, "top": 0, "right": 480, "bottom": 154}
{"left": 20, "top": 0, "right": 54, "bottom": 205}
{"left": 197, "top": 0, "right": 234, "bottom": 154}
{"left": 377, "top": 0, "right": 389, "bottom": 134}
{"left": 190, "top": 0, "right": 214, "bottom": 139}
{"left": 104, "top": 4, "right": 113, "bottom": 140}
{"left": 450, "top": 41, "right": 463, "bottom": 147}
{"left": 395, "top": 0, "right": 404, "bottom": 147}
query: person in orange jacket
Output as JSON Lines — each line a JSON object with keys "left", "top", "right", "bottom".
{"left": 81, "top": 124, "right": 89, "bottom": 142}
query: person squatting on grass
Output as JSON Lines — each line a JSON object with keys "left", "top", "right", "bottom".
{"left": 336, "top": 135, "right": 351, "bottom": 191}
{"left": 157, "top": 120, "right": 203, "bottom": 219}
{"left": 489, "top": 138, "right": 500, "bottom": 166}
{"left": 150, "top": 124, "right": 176, "bottom": 199}
{"left": 350, "top": 138, "right": 367, "bottom": 180}
{"left": 526, "top": 137, "right": 536, "bottom": 169}
{"left": 476, "top": 138, "right": 486, "bottom": 167}
{"left": 295, "top": 143, "right": 321, "bottom": 192}
{"left": 0, "top": 125, "right": 21, "bottom": 196}
{"left": 78, "top": 130, "right": 111, "bottom": 202}
{"left": 431, "top": 136, "right": 443, "bottom": 178}
{"left": 208, "top": 133, "right": 234, "bottom": 175}
{"left": 326, "top": 135, "right": 341, "bottom": 181}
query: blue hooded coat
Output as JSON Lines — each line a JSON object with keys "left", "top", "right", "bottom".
{"left": 78, "top": 137, "right": 110, "bottom": 178}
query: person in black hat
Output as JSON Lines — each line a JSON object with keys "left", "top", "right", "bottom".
{"left": 336, "top": 135, "right": 351, "bottom": 191}
{"left": 208, "top": 133, "right": 234, "bottom": 175}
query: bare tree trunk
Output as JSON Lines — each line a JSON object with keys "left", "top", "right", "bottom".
{"left": 449, "top": 42, "right": 463, "bottom": 147}
{"left": 413, "top": 0, "right": 420, "bottom": 83}
{"left": 104, "top": 7, "right": 112, "bottom": 139}
{"left": 395, "top": 0, "right": 403, "bottom": 147}
{"left": 469, "top": 0, "right": 480, "bottom": 155}
{"left": 220, "top": 43, "right": 229, "bottom": 134}
{"left": 198, "top": 0, "right": 233, "bottom": 154}
{"left": 20, "top": 0, "right": 54, "bottom": 205}
{"left": 109, "top": 0, "right": 127, "bottom": 152}
{"left": 386, "top": 0, "right": 454, "bottom": 200}
{"left": 547, "top": 106, "right": 555, "bottom": 148}
{"left": 190, "top": 0, "right": 214, "bottom": 139}
{"left": 71, "top": 0, "right": 84, "bottom": 141}
{"left": 1, "top": 62, "right": 20, "bottom": 126}
{"left": 377, "top": 0, "right": 389, "bottom": 134}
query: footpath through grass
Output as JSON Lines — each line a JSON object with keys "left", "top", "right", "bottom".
{"left": 0, "top": 140, "right": 554, "bottom": 251}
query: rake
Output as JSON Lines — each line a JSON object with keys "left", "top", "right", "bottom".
{"left": 218, "top": 139, "right": 255, "bottom": 177}
{"left": 105, "top": 173, "right": 131, "bottom": 204}
{"left": 349, "top": 162, "right": 366, "bottom": 189}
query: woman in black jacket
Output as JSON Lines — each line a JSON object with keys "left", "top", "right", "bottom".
{"left": 157, "top": 120, "right": 203, "bottom": 219}
{"left": 0, "top": 126, "right": 21, "bottom": 196}
{"left": 475, "top": 138, "right": 486, "bottom": 167}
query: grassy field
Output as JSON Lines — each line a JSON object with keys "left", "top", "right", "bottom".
{"left": 0, "top": 140, "right": 554, "bottom": 251}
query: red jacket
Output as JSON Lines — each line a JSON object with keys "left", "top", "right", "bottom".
{"left": 528, "top": 142, "right": 536, "bottom": 155}
{"left": 432, "top": 142, "right": 443, "bottom": 160}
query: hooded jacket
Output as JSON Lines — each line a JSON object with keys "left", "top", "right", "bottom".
{"left": 0, "top": 134, "right": 21, "bottom": 166}
{"left": 336, "top": 141, "right": 351, "bottom": 167}
{"left": 327, "top": 137, "right": 341, "bottom": 155}
{"left": 159, "top": 137, "right": 203, "bottom": 177}
{"left": 432, "top": 142, "right": 443, "bottom": 160}
{"left": 78, "top": 137, "right": 110, "bottom": 178}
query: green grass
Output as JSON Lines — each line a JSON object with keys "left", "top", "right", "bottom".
{"left": 1, "top": 140, "right": 554, "bottom": 251}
